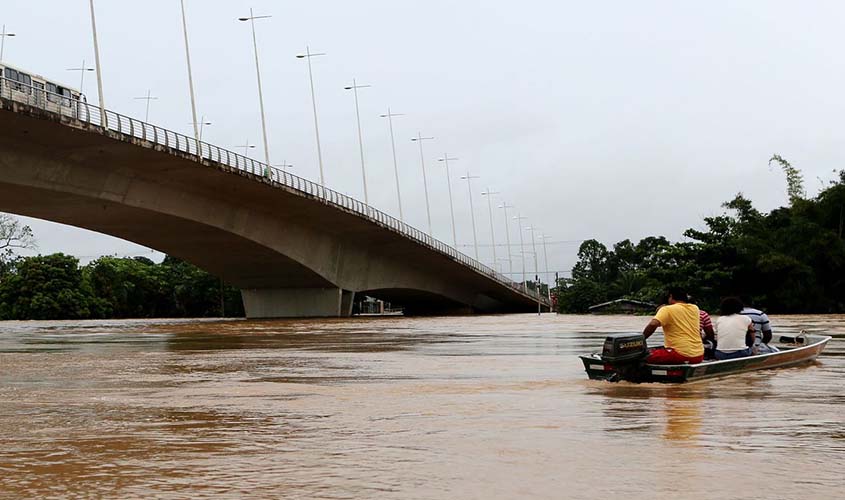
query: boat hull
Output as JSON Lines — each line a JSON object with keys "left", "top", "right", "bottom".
{"left": 580, "top": 334, "right": 831, "bottom": 383}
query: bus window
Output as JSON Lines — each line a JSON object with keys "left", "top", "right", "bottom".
{"left": 19, "top": 73, "right": 32, "bottom": 94}
{"left": 5, "top": 68, "right": 19, "bottom": 90}
{"left": 61, "top": 87, "right": 72, "bottom": 107}
{"left": 46, "top": 82, "right": 59, "bottom": 103}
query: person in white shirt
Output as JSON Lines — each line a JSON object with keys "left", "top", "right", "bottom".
{"left": 715, "top": 297, "right": 755, "bottom": 360}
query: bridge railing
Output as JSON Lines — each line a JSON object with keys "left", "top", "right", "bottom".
{"left": 0, "top": 76, "right": 549, "bottom": 305}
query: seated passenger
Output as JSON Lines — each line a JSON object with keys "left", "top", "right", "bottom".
{"left": 715, "top": 297, "right": 754, "bottom": 360}
{"left": 642, "top": 287, "right": 704, "bottom": 364}
{"left": 740, "top": 297, "right": 779, "bottom": 354}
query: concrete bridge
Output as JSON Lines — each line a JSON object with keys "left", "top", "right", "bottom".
{"left": 0, "top": 80, "right": 551, "bottom": 317}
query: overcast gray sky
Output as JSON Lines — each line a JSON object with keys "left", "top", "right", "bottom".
{"left": 4, "top": 0, "right": 844, "bottom": 280}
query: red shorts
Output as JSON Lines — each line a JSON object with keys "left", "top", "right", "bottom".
{"left": 646, "top": 347, "right": 704, "bottom": 365}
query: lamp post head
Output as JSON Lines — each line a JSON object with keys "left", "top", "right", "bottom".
{"left": 296, "top": 54, "right": 305, "bottom": 58}
{"left": 238, "top": 14, "right": 271, "bottom": 21}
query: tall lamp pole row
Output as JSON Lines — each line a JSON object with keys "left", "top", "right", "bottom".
{"left": 77, "top": 5, "right": 550, "bottom": 283}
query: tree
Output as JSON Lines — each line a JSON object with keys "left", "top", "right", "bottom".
{"left": 769, "top": 154, "right": 806, "bottom": 205}
{"left": 0, "top": 254, "right": 93, "bottom": 320}
{"left": 0, "top": 213, "right": 36, "bottom": 263}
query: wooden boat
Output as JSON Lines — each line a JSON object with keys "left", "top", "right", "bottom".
{"left": 580, "top": 333, "right": 831, "bottom": 383}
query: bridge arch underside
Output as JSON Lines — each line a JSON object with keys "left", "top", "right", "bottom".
{"left": 0, "top": 101, "right": 544, "bottom": 318}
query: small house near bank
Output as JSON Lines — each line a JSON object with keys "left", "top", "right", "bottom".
{"left": 588, "top": 298, "right": 657, "bottom": 315}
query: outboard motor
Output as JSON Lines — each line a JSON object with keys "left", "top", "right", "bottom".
{"left": 600, "top": 333, "right": 648, "bottom": 381}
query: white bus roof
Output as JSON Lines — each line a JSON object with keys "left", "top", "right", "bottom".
{"left": 0, "top": 61, "right": 82, "bottom": 94}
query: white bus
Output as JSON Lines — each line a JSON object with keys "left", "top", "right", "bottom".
{"left": 0, "top": 62, "right": 88, "bottom": 120}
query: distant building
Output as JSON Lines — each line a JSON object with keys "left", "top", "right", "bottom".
{"left": 588, "top": 298, "right": 657, "bottom": 315}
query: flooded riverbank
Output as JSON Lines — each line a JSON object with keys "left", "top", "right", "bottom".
{"left": 1, "top": 314, "right": 843, "bottom": 499}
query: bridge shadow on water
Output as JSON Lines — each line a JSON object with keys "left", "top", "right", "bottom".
{"left": 155, "top": 318, "right": 454, "bottom": 354}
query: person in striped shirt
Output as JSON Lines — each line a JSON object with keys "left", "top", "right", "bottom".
{"left": 740, "top": 297, "right": 778, "bottom": 354}
{"left": 689, "top": 297, "right": 716, "bottom": 357}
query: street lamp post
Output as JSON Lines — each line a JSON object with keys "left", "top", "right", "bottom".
{"left": 296, "top": 47, "right": 326, "bottom": 185}
{"left": 237, "top": 140, "right": 256, "bottom": 157}
{"left": 180, "top": 0, "right": 200, "bottom": 144}
{"left": 238, "top": 9, "right": 272, "bottom": 171}
{"left": 525, "top": 225, "right": 542, "bottom": 314}
{"left": 437, "top": 154, "right": 459, "bottom": 247}
{"left": 380, "top": 108, "right": 405, "bottom": 220}
{"left": 411, "top": 133, "right": 434, "bottom": 235}
{"left": 525, "top": 226, "right": 540, "bottom": 276}
{"left": 189, "top": 116, "right": 212, "bottom": 141}
{"left": 480, "top": 188, "right": 499, "bottom": 267}
{"left": 344, "top": 79, "right": 371, "bottom": 204}
{"left": 134, "top": 90, "right": 157, "bottom": 122}
{"left": 0, "top": 24, "right": 15, "bottom": 62}
{"left": 498, "top": 202, "right": 514, "bottom": 278}
{"left": 88, "top": 0, "right": 107, "bottom": 126}
{"left": 66, "top": 60, "right": 95, "bottom": 94}
{"left": 513, "top": 214, "right": 528, "bottom": 290}
{"left": 460, "top": 172, "right": 481, "bottom": 260}
{"left": 539, "top": 234, "right": 552, "bottom": 301}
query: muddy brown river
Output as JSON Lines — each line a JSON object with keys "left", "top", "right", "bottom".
{"left": 0, "top": 314, "right": 842, "bottom": 499}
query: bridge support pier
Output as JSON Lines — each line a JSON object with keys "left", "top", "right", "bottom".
{"left": 241, "top": 288, "right": 355, "bottom": 318}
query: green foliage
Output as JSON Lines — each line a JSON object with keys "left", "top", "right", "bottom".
{"left": 0, "top": 254, "right": 92, "bottom": 319}
{"left": 0, "top": 253, "right": 244, "bottom": 320}
{"left": 555, "top": 161, "right": 845, "bottom": 314}
{"left": 769, "top": 154, "right": 806, "bottom": 205}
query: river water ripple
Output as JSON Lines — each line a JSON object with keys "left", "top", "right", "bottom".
{"left": 0, "top": 314, "right": 843, "bottom": 499}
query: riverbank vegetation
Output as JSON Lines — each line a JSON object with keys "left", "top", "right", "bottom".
{"left": 556, "top": 158, "right": 845, "bottom": 314}
{"left": 0, "top": 252, "right": 244, "bottom": 320}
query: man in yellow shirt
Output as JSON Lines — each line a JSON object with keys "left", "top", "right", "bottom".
{"left": 642, "top": 287, "right": 705, "bottom": 364}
